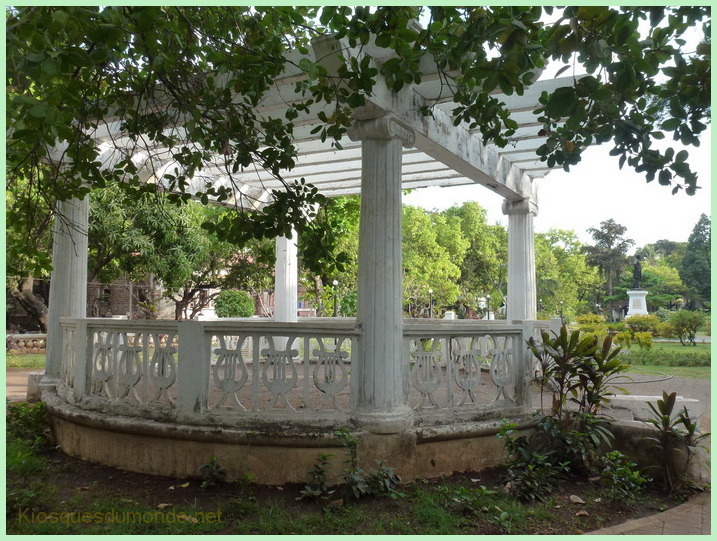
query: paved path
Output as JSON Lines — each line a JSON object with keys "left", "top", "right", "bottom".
{"left": 588, "top": 490, "right": 711, "bottom": 535}
{"left": 6, "top": 369, "right": 710, "bottom": 534}
{"left": 5, "top": 369, "right": 36, "bottom": 402}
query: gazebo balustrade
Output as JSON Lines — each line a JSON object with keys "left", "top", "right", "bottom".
{"left": 57, "top": 317, "right": 555, "bottom": 428}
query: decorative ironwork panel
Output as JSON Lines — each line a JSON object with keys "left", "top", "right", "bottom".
{"left": 312, "top": 337, "right": 349, "bottom": 411}
{"left": 261, "top": 337, "right": 299, "bottom": 410}
{"left": 211, "top": 334, "right": 250, "bottom": 410}
{"left": 148, "top": 332, "right": 178, "bottom": 405}
{"left": 410, "top": 338, "right": 444, "bottom": 409}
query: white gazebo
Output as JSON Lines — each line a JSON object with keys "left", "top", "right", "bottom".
{"left": 43, "top": 35, "right": 564, "bottom": 483}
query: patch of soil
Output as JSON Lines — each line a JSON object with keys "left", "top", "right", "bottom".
{"left": 7, "top": 446, "right": 692, "bottom": 535}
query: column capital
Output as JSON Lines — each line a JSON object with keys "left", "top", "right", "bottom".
{"left": 348, "top": 114, "right": 415, "bottom": 147}
{"left": 502, "top": 198, "right": 538, "bottom": 217}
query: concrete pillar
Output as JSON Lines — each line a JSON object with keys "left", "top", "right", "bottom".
{"left": 348, "top": 115, "right": 415, "bottom": 433}
{"left": 45, "top": 196, "right": 90, "bottom": 382}
{"left": 502, "top": 198, "right": 538, "bottom": 322}
{"left": 274, "top": 231, "right": 298, "bottom": 322}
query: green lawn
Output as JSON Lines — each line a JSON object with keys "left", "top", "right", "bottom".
{"left": 623, "top": 364, "right": 711, "bottom": 379}
{"left": 6, "top": 353, "right": 46, "bottom": 370}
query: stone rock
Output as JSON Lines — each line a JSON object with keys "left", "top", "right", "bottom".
{"left": 328, "top": 499, "right": 344, "bottom": 508}
{"left": 575, "top": 510, "right": 590, "bottom": 517}
{"left": 570, "top": 495, "right": 586, "bottom": 504}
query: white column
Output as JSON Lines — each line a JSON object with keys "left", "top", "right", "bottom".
{"left": 502, "top": 198, "right": 538, "bottom": 322}
{"left": 45, "top": 196, "right": 89, "bottom": 381}
{"left": 348, "top": 115, "right": 414, "bottom": 433}
{"left": 274, "top": 230, "right": 298, "bottom": 322}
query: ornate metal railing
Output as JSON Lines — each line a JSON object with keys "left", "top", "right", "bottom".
{"left": 57, "top": 317, "right": 552, "bottom": 426}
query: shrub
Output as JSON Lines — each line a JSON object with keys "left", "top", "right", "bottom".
{"left": 6, "top": 401, "right": 49, "bottom": 450}
{"left": 214, "top": 290, "right": 255, "bottom": 318}
{"left": 634, "top": 331, "right": 653, "bottom": 350}
{"left": 619, "top": 347, "right": 710, "bottom": 367}
{"left": 668, "top": 310, "right": 706, "bottom": 346}
{"left": 575, "top": 314, "right": 608, "bottom": 337}
{"left": 607, "top": 322, "right": 626, "bottom": 334}
{"left": 614, "top": 331, "right": 632, "bottom": 349}
{"left": 624, "top": 314, "right": 660, "bottom": 334}
{"left": 644, "top": 392, "right": 710, "bottom": 494}
{"left": 654, "top": 321, "right": 677, "bottom": 339}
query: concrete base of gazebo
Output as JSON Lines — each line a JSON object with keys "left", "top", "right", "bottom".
{"left": 44, "top": 388, "right": 532, "bottom": 485}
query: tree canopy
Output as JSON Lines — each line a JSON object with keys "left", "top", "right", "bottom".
{"left": 679, "top": 213, "right": 711, "bottom": 304}
{"left": 6, "top": 6, "right": 711, "bottom": 275}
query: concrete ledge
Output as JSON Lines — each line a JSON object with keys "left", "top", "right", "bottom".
{"left": 44, "top": 389, "right": 522, "bottom": 485}
{"left": 607, "top": 394, "right": 702, "bottom": 426}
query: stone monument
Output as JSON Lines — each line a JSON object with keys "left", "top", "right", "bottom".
{"left": 626, "top": 255, "right": 648, "bottom": 316}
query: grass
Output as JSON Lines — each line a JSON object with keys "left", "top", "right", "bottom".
{"left": 624, "top": 365, "right": 711, "bottom": 379}
{"left": 6, "top": 352, "right": 46, "bottom": 370}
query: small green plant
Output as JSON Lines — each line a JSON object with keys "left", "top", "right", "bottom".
{"left": 369, "top": 460, "right": 405, "bottom": 499}
{"left": 488, "top": 508, "right": 516, "bottom": 534}
{"left": 497, "top": 421, "right": 570, "bottom": 502}
{"left": 334, "top": 428, "right": 369, "bottom": 499}
{"left": 644, "top": 392, "right": 711, "bottom": 494}
{"left": 199, "top": 456, "right": 228, "bottom": 489}
{"left": 299, "top": 453, "right": 333, "bottom": 501}
{"left": 440, "top": 485, "right": 496, "bottom": 514}
{"left": 600, "top": 450, "right": 650, "bottom": 504}
{"left": 333, "top": 428, "right": 403, "bottom": 500}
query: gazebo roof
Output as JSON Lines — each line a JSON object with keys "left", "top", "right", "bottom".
{"left": 68, "top": 36, "right": 574, "bottom": 210}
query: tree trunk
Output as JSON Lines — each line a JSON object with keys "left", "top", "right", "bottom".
{"left": 11, "top": 277, "right": 49, "bottom": 332}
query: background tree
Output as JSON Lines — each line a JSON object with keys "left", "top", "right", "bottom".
{"left": 88, "top": 186, "right": 254, "bottom": 320}
{"left": 535, "top": 229, "right": 602, "bottom": 321}
{"left": 7, "top": 6, "right": 711, "bottom": 277}
{"left": 444, "top": 202, "right": 507, "bottom": 315}
{"left": 584, "top": 219, "right": 635, "bottom": 303}
{"left": 402, "top": 206, "right": 464, "bottom": 317}
{"left": 6, "top": 176, "right": 54, "bottom": 331}
{"left": 679, "top": 214, "right": 711, "bottom": 306}
{"left": 298, "top": 196, "right": 360, "bottom": 316}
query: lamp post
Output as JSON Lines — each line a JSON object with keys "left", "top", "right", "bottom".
{"left": 486, "top": 294, "right": 491, "bottom": 320}
{"left": 559, "top": 301, "right": 564, "bottom": 324}
{"left": 332, "top": 279, "right": 339, "bottom": 317}
{"left": 428, "top": 288, "right": 433, "bottom": 318}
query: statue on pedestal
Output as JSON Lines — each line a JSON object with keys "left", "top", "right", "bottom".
{"left": 632, "top": 255, "right": 642, "bottom": 289}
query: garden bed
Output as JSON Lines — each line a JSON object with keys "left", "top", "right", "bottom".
{"left": 7, "top": 444, "right": 693, "bottom": 535}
